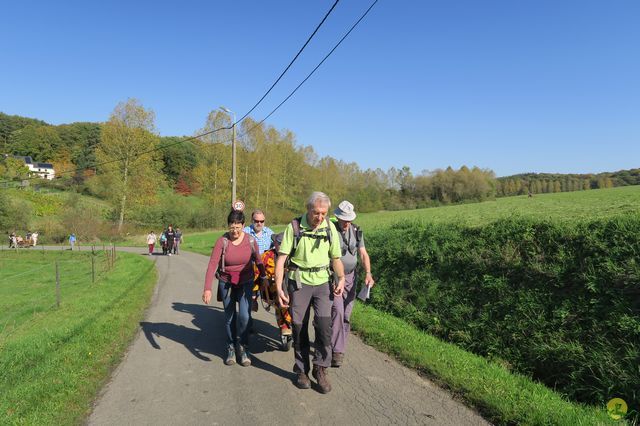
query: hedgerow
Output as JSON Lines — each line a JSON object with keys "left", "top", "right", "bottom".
{"left": 366, "top": 215, "right": 640, "bottom": 418}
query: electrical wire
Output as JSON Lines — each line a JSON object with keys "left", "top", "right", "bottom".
{"left": 0, "top": 0, "right": 379, "bottom": 187}
{"left": 235, "top": 0, "right": 340, "bottom": 125}
{"left": 235, "top": 0, "right": 379, "bottom": 141}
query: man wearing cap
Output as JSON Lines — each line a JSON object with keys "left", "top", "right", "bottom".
{"left": 276, "top": 191, "right": 345, "bottom": 394}
{"left": 331, "top": 200, "right": 375, "bottom": 368}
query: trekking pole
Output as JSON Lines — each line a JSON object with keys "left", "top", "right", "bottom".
{"left": 92, "top": 256, "right": 96, "bottom": 283}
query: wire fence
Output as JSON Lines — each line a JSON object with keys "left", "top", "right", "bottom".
{"left": 0, "top": 246, "right": 120, "bottom": 341}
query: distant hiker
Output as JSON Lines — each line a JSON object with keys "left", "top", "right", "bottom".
{"left": 8, "top": 232, "right": 17, "bottom": 248}
{"left": 160, "top": 232, "right": 168, "bottom": 255}
{"left": 243, "top": 209, "right": 274, "bottom": 254}
{"left": 69, "top": 233, "right": 76, "bottom": 250}
{"left": 330, "top": 200, "right": 375, "bottom": 368}
{"left": 165, "top": 225, "right": 176, "bottom": 256}
{"left": 31, "top": 231, "right": 38, "bottom": 246}
{"left": 173, "top": 227, "right": 183, "bottom": 255}
{"left": 202, "top": 209, "right": 268, "bottom": 367}
{"left": 275, "top": 191, "right": 345, "bottom": 393}
{"left": 146, "top": 231, "right": 157, "bottom": 255}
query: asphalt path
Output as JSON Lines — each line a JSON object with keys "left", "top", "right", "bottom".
{"left": 79, "top": 247, "right": 489, "bottom": 426}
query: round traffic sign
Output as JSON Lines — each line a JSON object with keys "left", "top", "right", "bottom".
{"left": 233, "top": 200, "right": 245, "bottom": 211}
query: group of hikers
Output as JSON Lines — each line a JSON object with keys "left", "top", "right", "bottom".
{"left": 8, "top": 231, "right": 39, "bottom": 248}
{"left": 202, "top": 192, "right": 375, "bottom": 394}
{"left": 146, "top": 225, "right": 183, "bottom": 256}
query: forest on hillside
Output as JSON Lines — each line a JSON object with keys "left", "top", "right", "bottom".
{"left": 1, "top": 102, "right": 637, "bottom": 231}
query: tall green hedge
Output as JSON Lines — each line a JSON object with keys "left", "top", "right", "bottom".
{"left": 366, "top": 215, "right": 639, "bottom": 417}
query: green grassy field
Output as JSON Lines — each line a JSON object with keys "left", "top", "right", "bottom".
{"left": 171, "top": 186, "right": 640, "bottom": 256}
{"left": 355, "top": 185, "right": 640, "bottom": 230}
{"left": 0, "top": 250, "right": 157, "bottom": 424}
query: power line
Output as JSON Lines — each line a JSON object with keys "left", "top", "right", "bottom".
{"left": 236, "top": 0, "right": 340, "bottom": 125}
{"left": 0, "top": 0, "right": 378, "bottom": 187}
{"left": 236, "top": 0, "right": 380, "bottom": 141}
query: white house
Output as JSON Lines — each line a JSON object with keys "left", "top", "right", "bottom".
{"left": 8, "top": 155, "right": 56, "bottom": 180}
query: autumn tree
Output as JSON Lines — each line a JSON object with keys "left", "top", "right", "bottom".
{"left": 95, "top": 99, "right": 164, "bottom": 232}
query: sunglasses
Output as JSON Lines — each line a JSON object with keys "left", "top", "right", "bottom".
{"left": 253, "top": 220, "right": 265, "bottom": 223}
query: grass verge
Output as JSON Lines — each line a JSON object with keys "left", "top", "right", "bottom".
{"left": 351, "top": 303, "right": 621, "bottom": 425}
{"left": 0, "top": 250, "right": 157, "bottom": 424}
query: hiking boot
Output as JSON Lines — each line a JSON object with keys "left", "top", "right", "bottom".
{"left": 224, "top": 345, "right": 236, "bottom": 366}
{"left": 331, "top": 352, "right": 344, "bottom": 368}
{"left": 295, "top": 372, "right": 311, "bottom": 389}
{"left": 238, "top": 345, "right": 251, "bottom": 367}
{"left": 312, "top": 365, "right": 332, "bottom": 394}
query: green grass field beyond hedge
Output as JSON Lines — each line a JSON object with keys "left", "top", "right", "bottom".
{"left": 175, "top": 186, "right": 640, "bottom": 255}
{"left": 355, "top": 185, "right": 640, "bottom": 230}
{"left": 0, "top": 250, "right": 157, "bottom": 424}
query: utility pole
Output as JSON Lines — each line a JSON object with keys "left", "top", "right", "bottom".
{"left": 220, "top": 107, "right": 236, "bottom": 207}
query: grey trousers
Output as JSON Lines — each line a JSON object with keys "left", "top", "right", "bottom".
{"left": 290, "top": 281, "right": 333, "bottom": 372}
{"left": 331, "top": 270, "right": 357, "bottom": 354}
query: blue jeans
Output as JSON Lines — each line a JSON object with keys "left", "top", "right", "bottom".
{"left": 219, "top": 280, "right": 253, "bottom": 347}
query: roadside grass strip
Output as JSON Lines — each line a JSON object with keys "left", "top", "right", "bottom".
{"left": 0, "top": 251, "right": 157, "bottom": 425}
{"left": 351, "top": 303, "right": 619, "bottom": 426}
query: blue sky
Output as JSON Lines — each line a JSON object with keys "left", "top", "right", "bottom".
{"left": 1, "top": 0, "right": 638, "bottom": 177}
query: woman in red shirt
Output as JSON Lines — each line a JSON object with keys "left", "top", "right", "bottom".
{"left": 203, "top": 210, "right": 268, "bottom": 366}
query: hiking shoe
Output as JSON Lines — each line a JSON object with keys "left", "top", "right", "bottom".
{"left": 331, "top": 352, "right": 344, "bottom": 368}
{"left": 295, "top": 372, "right": 311, "bottom": 389}
{"left": 224, "top": 345, "right": 236, "bottom": 366}
{"left": 238, "top": 345, "right": 251, "bottom": 367}
{"left": 312, "top": 365, "right": 332, "bottom": 394}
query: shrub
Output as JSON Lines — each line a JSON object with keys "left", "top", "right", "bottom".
{"left": 366, "top": 215, "right": 640, "bottom": 417}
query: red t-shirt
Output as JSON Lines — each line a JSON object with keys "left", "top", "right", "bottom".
{"left": 204, "top": 233, "right": 265, "bottom": 291}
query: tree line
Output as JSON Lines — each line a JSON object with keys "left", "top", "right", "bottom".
{"left": 1, "top": 105, "right": 637, "bottom": 230}
{"left": 496, "top": 170, "right": 640, "bottom": 197}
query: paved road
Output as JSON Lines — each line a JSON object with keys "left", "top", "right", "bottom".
{"left": 85, "top": 248, "right": 489, "bottom": 426}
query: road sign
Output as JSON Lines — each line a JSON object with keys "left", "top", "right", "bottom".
{"left": 233, "top": 200, "right": 245, "bottom": 211}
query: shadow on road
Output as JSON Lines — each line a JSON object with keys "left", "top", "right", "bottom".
{"left": 140, "top": 302, "right": 293, "bottom": 381}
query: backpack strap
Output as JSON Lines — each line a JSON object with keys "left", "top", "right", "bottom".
{"left": 291, "top": 216, "right": 303, "bottom": 256}
{"left": 352, "top": 223, "right": 362, "bottom": 245}
{"left": 248, "top": 234, "right": 257, "bottom": 258}
{"left": 220, "top": 233, "right": 230, "bottom": 273}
